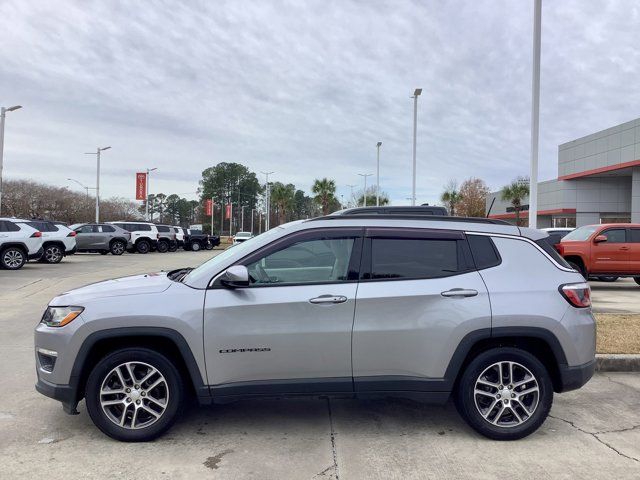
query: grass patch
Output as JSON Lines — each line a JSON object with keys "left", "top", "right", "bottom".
{"left": 595, "top": 313, "right": 640, "bottom": 354}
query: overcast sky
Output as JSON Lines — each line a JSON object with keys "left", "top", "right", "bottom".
{"left": 1, "top": 0, "right": 639, "bottom": 206}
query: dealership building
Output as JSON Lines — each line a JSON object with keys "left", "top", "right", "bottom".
{"left": 486, "top": 117, "right": 640, "bottom": 227}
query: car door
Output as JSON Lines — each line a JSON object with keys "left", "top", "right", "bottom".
{"left": 74, "top": 225, "right": 96, "bottom": 249}
{"left": 628, "top": 228, "right": 640, "bottom": 273}
{"left": 352, "top": 228, "right": 491, "bottom": 393}
{"left": 203, "top": 227, "right": 363, "bottom": 395}
{"left": 591, "top": 228, "right": 629, "bottom": 273}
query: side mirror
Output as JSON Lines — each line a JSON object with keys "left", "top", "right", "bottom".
{"left": 220, "top": 265, "right": 250, "bottom": 288}
{"left": 594, "top": 235, "right": 607, "bottom": 244}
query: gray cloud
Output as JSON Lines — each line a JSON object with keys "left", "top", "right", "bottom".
{"left": 1, "top": 0, "right": 639, "bottom": 205}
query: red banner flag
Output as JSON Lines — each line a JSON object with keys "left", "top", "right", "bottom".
{"left": 225, "top": 204, "right": 231, "bottom": 219}
{"left": 205, "top": 199, "right": 213, "bottom": 216}
{"left": 135, "top": 172, "right": 147, "bottom": 200}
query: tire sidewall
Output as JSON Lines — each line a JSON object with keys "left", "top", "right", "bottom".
{"left": 85, "top": 348, "right": 184, "bottom": 442}
{"left": 136, "top": 240, "right": 150, "bottom": 254}
{"left": 157, "top": 240, "right": 169, "bottom": 253}
{"left": 1, "top": 247, "right": 26, "bottom": 269}
{"left": 191, "top": 242, "right": 201, "bottom": 252}
{"left": 456, "top": 347, "right": 553, "bottom": 440}
{"left": 43, "top": 245, "right": 63, "bottom": 264}
{"left": 110, "top": 240, "right": 125, "bottom": 255}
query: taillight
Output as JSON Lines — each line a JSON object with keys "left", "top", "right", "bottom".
{"left": 559, "top": 283, "right": 591, "bottom": 308}
{"left": 31, "top": 231, "right": 42, "bottom": 238}
{"left": 67, "top": 231, "right": 77, "bottom": 237}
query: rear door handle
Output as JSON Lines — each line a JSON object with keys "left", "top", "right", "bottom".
{"left": 620, "top": 247, "right": 630, "bottom": 250}
{"left": 309, "top": 295, "right": 348, "bottom": 304}
{"left": 441, "top": 289, "right": 478, "bottom": 298}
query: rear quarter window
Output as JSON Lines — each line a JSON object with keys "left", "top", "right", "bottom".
{"left": 467, "top": 235, "right": 501, "bottom": 269}
{"left": 535, "top": 238, "right": 571, "bottom": 268}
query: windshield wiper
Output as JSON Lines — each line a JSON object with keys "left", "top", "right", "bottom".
{"left": 168, "top": 267, "right": 193, "bottom": 282}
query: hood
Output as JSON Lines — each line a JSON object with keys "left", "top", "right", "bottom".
{"left": 50, "top": 272, "right": 172, "bottom": 305}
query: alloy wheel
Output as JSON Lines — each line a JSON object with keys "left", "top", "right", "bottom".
{"left": 3, "top": 250, "right": 24, "bottom": 268}
{"left": 45, "top": 246, "right": 62, "bottom": 263}
{"left": 99, "top": 361, "right": 169, "bottom": 430}
{"left": 473, "top": 361, "right": 540, "bottom": 428}
{"left": 111, "top": 242, "right": 125, "bottom": 255}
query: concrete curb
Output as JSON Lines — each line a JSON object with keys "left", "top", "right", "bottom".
{"left": 596, "top": 354, "right": 640, "bottom": 372}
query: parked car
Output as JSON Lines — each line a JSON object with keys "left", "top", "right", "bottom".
{"left": 173, "top": 227, "right": 185, "bottom": 247}
{"left": 155, "top": 225, "right": 178, "bottom": 253}
{"left": 184, "top": 228, "right": 209, "bottom": 251}
{"left": 108, "top": 222, "right": 159, "bottom": 254}
{"left": 0, "top": 218, "right": 43, "bottom": 269}
{"left": 35, "top": 215, "right": 595, "bottom": 442}
{"left": 557, "top": 223, "right": 640, "bottom": 284}
{"left": 17, "top": 219, "right": 76, "bottom": 264}
{"left": 333, "top": 205, "right": 449, "bottom": 216}
{"left": 232, "top": 231, "right": 253, "bottom": 245}
{"left": 541, "top": 227, "right": 573, "bottom": 247}
{"left": 72, "top": 223, "right": 131, "bottom": 255}
{"left": 208, "top": 233, "right": 221, "bottom": 249}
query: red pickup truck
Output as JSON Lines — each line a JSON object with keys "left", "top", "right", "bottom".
{"left": 556, "top": 223, "right": 640, "bottom": 284}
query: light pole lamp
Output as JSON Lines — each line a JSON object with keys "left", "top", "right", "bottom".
{"left": 84, "top": 146, "right": 111, "bottom": 222}
{"left": 357, "top": 173, "right": 373, "bottom": 207}
{"left": 376, "top": 141, "right": 382, "bottom": 206}
{"left": 411, "top": 88, "right": 422, "bottom": 206}
{"left": 145, "top": 167, "right": 158, "bottom": 221}
{"left": 0, "top": 105, "right": 22, "bottom": 216}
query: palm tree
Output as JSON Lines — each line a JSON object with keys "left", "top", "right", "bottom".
{"left": 270, "top": 182, "right": 296, "bottom": 225}
{"left": 440, "top": 181, "right": 461, "bottom": 216}
{"left": 501, "top": 177, "right": 530, "bottom": 226}
{"left": 312, "top": 178, "right": 337, "bottom": 215}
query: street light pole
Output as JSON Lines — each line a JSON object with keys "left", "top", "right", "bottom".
{"left": 0, "top": 105, "right": 22, "bottom": 216}
{"left": 346, "top": 184, "right": 356, "bottom": 208}
{"left": 358, "top": 173, "right": 373, "bottom": 207}
{"left": 261, "top": 171, "right": 274, "bottom": 231}
{"left": 376, "top": 141, "right": 382, "bottom": 206}
{"left": 67, "top": 178, "right": 96, "bottom": 199}
{"left": 84, "top": 146, "right": 111, "bottom": 222}
{"left": 411, "top": 88, "right": 422, "bottom": 206}
{"left": 241, "top": 205, "right": 246, "bottom": 232}
{"left": 145, "top": 167, "right": 158, "bottom": 221}
{"left": 529, "top": 0, "right": 542, "bottom": 229}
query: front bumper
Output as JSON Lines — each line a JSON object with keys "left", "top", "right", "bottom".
{"left": 557, "top": 358, "right": 596, "bottom": 392}
{"left": 28, "top": 247, "right": 44, "bottom": 261}
{"left": 35, "top": 378, "right": 79, "bottom": 414}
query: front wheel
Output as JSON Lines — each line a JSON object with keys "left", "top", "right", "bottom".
{"left": 156, "top": 240, "right": 169, "bottom": 253}
{"left": 455, "top": 347, "right": 553, "bottom": 440}
{"left": 205, "top": 242, "right": 213, "bottom": 250}
{"left": 136, "top": 240, "right": 150, "bottom": 254}
{"left": 85, "top": 348, "right": 184, "bottom": 442}
{"left": 1, "top": 247, "right": 26, "bottom": 269}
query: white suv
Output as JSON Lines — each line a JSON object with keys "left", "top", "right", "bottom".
{"left": 108, "top": 222, "right": 159, "bottom": 254}
{"left": 0, "top": 218, "right": 44, "bottom": 269}
{"left": 21, "top": 220, "right": 77, "bottom": 264}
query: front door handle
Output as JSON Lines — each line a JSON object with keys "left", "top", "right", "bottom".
{"left": 441, "top": 289, "right": 478, "bottom": 298}
{"left": 309, "top": 295, "right": 348, "bottom": 304}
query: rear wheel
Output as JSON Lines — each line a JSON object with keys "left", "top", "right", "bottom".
{"left": 136, "top": 240, "right": 151, "bottom": 254}
{"left": 1, "top": 247, "right": 26, "bottom": 270}
{"left": 110, "top": 240, "right": 126, "bottom": 255}
{"left": 168, "top": 242, "right": 178, "bottom": 252}
{"left": 634, "top": 277, "right": 640, "bottom": 286}
{"left": 596, "top": 276, "right": 618, "bottom": 282}
{"left": 205, "top": 241, "right": 213, "bottom": 250}
{"left": 455, "top": 347, "right": 553, "bottom": 440}
{"left": 85, "top": 348, "right": 184, "bottom": 442}
{"left": 191, "top": 241, "right": 201, "bottom": 252}
{"left": 42, "top": 244, "right": 64, "bottom": 264}
{"left": 156, "top": 240, "right": 169, "bottom": 253}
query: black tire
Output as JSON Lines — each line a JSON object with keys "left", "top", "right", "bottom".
{"left": 41, "top": 244, "right": 64, "bottom": 264}
{"left": 634, "top": 277, "right": 640, "bottom": 286}
{"left": 205, "top": 242, "right": 213, "bottom": 250}
{"left": 191, "top": 241, "right": 201, "bottom": 252}
{"left": 110, "top": 240, "right": 126, "bottom": 256}
{"left": 567, "top": 261, "right": 586, "bottom": 280}
{"left": 1, "top": 246, "right": 27, "bottom": 270}
{"left": 100, "top": 251, "right": 109, "bottom": 255}
{"left": 136, "top": 240, "right": 151, "bottom": 254}
{"left": 156, "top": 240, "right": 169, "bottom": 253}
{"left": 596, "top": 276, "right": 618, "bottom": 282}
{"left": 455, "top": 347, "right": 553, "bottom": 441}
{"left": 85, "top": 348, "right": 184, "bottom": 442}
{"left": 168, "top": 242, "right": 178, "bottom": 252}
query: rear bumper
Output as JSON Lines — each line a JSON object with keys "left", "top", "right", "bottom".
{"left": 28, "top": 247, "right": 44, "bottom": 261}
{"left": 66, "top": 246, "right": 77, "bottom": 255}
{"left": 557, "top": 358, "right": 596, "bottom": 392}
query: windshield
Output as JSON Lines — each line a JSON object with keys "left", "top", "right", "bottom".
{"left": 562, "top": 225, "right": 598, "bottom": 242}
{"left": 183, "top": 227, "right": 284, "bottom": 283}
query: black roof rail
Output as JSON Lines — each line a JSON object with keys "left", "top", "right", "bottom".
{"left": 307, "top": 214, "right": 512, "bottom": 225}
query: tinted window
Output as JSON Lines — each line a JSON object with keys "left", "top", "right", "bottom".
{"left": 602, "top": 229, "right": 626, "bottom": 243}
{"left": 246, "top": 237, "right": 356, "bottom": 285}
{"left": 100, "top": 225, "right": 115, "bottom": 233}
{"left": 631, "top": 229, "right": 640, "bottom": 243}
{"left": 467, "top": 235, "right": 501, "bottom": 269}
{"left": 26, "top": 221, "right": 57, "bottom": 232}
{"left": 156, "top": 225, "right": 170, "bottom": 232}
{"left": 0, "top": 220, "right": 19, "bottom": 232}
{"left": 369, "top": 238, "right": 468, "bottom": 280}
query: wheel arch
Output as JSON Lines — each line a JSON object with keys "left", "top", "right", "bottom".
{"left": 0, "top": 242, "right": 28, "bottom": 253}
{"left": 446, "top": 327, "right": 568, "bottom": 393}
{"left": 71, "top": 327, "right": 210, "bottom": 406}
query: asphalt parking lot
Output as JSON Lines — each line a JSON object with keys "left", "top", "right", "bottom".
{"left": 1, "top": 252, "right": 639, "bottom": 479}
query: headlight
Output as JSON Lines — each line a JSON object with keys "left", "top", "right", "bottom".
{"left": 41, "top": 306, "right": 84, "bottom": 327}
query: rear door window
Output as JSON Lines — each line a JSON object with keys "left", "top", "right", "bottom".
{"left": 630, "top": 229, "right": 640, "bottom": 243}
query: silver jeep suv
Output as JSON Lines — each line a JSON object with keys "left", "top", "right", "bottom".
{"left": 35, "top": 215, "right": 596, "bottom": 441}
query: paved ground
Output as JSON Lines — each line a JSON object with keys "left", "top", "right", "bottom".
{"left": 1, "top": 252, "right": 639, "bottom": 479}
{"left": 590, "top": 278, "right": 640, "bottom": 313}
